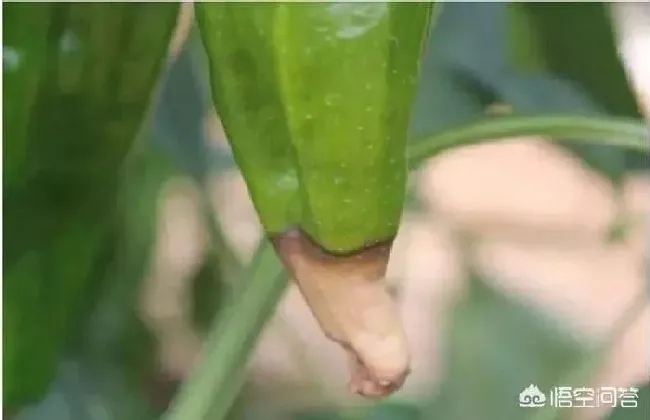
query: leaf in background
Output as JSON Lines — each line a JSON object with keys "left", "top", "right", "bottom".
{"left": 3, "top": 3, "right": 180, "bottom": 408}
{"left": 603, "top": 381, "right": 650, "bottom": 420}
{"left": 624, "top": 152, "right": 649, "bottom": 174}
{"left": 13, "top": 143, "right": 180, "bottom": 420}
{"left": 80, "top": 147, "right": 181, "bottom": 419}
{"left": 81, "top": 146, "right": 176, "bottom": 360}
{"left": 50, "top": 119, "right": 233, "bottom": 419}
{"left": 153, "top": 29, "right": 240, "bottom": 329}
{"left": 408, "top": 3, "right": 497, "bottom": 140}
{"left": 191, "top": 255, "right": 224, "bottom": 334}
{"left": 13, "top": 359, "right": 157, "bottom": 420}
{"left": 152, "top": 24, "right": 241, "bottom": 294}
{"left": 408, "top": 3, "right": 602, "bottom": 138}
{"left": 412, "top": 3, "right": 648, "bottom": 182}
{"left": 506, "top": 2, "right": 645, "bottom": 184}
{"left": 152, "top": 27, "right": 235, "bottom": 181}
{"left": 508, "top": 4, "right": 640, "bottom": 118}
{"left": 426, "top": 274, "right": 588, "bottom": 420}
{"left": 2, "top": 4, "right": 49, "bottom": 188}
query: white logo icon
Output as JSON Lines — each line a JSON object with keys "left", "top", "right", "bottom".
{"left": 519, "top": 384, "right": 547, "bottom": 407}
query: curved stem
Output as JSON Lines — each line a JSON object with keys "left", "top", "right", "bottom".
{"left": 407, "top": 115, "right": 649, "bottom": 169}
{"left": 164, "top": 114, "right": 649, "bottom": 420}
{"left": 162, "top": 242, "right": 286, "bottom": 420}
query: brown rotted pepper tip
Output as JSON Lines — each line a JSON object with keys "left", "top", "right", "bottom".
{"left": 271, "top": 228, "right": 410, "bottom": 398}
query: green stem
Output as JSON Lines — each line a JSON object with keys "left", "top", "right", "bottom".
{"left": 407, "top": 115, "right": 649, "bottom": 168}
{"left": 162, "top": 241, "right": 286, "bottom": 420}
{"left": 164, "top": 114, "right": 649, "bottom": 420}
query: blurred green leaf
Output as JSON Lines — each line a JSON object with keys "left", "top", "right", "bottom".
{"left": 153, "top": 29, "right": 241, "bottom": 303}
{"left": 191, "top": 256, "right": 225, "bottom": 333}
{"left": 508, "top": 3, "right": 639, "bottom": 118}
{"left": 75, "top": 146, "right": 180, "bottom": 419}
{"left": 80, "top": 145, "right": 176, "bottom": 367}
{"left": 412, "top": 3, "right": 648, "bottom": 183}
{"left": 3, "top": 183, "right": 116, "bottom": 408}
{"left": 13, "top": 142, "right": 179, "bottom": 420}
{"left": 426, "top": 274, "right": 588, "bottom": 420}
{"left": 14, "top": 360, "right": 156, "bottom": 420}
{"left": 155, "top": 37, "right": 241, "bottom": 332}
{"left": 408, "top": 4, "right": 494, "bottom": 139}
{"left": 3, "top": 3, "right": 180, "bottom": 408}
{"left": 153, "top": 27, "right": 235, "bottom": 181}
{"left": 506, "top": 2, "right": 644, "bottom": 183}
{"left": 2, "top": 4, "right": 50, "bottom": 188}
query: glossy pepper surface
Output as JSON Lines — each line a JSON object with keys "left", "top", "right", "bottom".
{"left": 196, "top": 3, "right": 433, "bottom": 397}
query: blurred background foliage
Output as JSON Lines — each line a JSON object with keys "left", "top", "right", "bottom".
{"left": 8, "top": 3, "right": 649, "bottom": 420}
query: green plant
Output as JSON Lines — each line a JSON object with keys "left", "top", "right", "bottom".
{"left": 3, "top": 2, "right": 179, "bottom": 409}
{"left": 196, "top": 3, "right": 434, "bottom": 397}
{"left": 4, "top": 3, "right": 648, "bottom": 420}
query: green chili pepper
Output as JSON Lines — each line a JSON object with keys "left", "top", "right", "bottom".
{"left": 196, "top": 3, "right": 433, "bottom": 397}
{"left": 3, "top": 3, "right": 179, "bottom": 408}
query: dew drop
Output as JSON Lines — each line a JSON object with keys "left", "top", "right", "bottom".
{"left": 365, "top": 106, "right": 373, "bottom": 112}
{"left": 356, "top": 126, "right": 364, "bottom": 131}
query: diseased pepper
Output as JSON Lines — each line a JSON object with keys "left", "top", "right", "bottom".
{"left": 196, "top": 3, "right": 432, "bottom": 397}
{"left": 3, "top": 3, "right": 179, "bottom": 408}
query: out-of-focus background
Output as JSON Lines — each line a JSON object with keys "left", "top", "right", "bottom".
{"left": 15, "top": 3, "right": 649, "bottom": 420}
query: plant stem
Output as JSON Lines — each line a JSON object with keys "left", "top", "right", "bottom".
{"left": 407, "top": 114, "right": 649, "bottom": 168}
{"left": 164, "top": 114, "right": 649, "bottom": 420}
{"left": 162, "top": 241, "right": 286, "bottom": 420}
